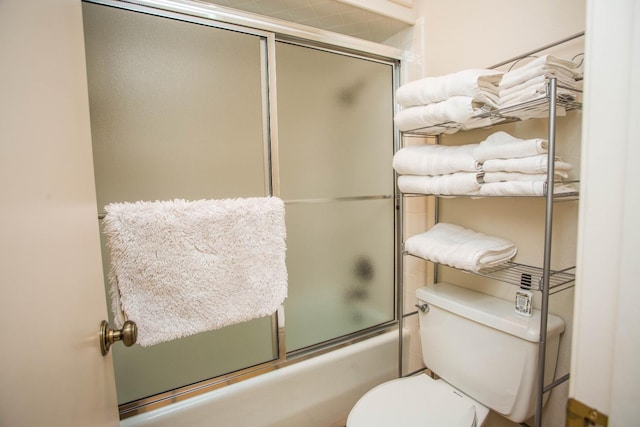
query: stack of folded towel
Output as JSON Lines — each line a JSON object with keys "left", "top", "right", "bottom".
{"left": 393, "top": 131, "right": 575, "bottom": 197}
{"left": 498, "top": 55, "right": 582, "bottom": 119}
{"left": 393, "top": 144, "right": 482, "bottom": 196}
{"left": 473, "top": 131, "right": 574, "bottom": 196}
{"left": 394, "top": 69, "right": 504, "bottom": 134}
{"left": 404, "top": 222, "right": 517, "bottom": 272}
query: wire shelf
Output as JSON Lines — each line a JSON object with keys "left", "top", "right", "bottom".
{"left": 399, "top": 181, "right": 580, "bottom": 200}
{"left": 473, "top": 262, "right": 576, "bottom": 292}
{"left": 404, "top": 253, "right": 575, "bottom": 293}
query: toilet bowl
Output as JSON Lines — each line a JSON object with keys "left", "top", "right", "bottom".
{"left": 347, "top": 374, "right": 490, "bottom": 427}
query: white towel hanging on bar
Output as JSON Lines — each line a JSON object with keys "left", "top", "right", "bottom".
{"left": 102, "top": 197, "right": 288, "bottom": 347}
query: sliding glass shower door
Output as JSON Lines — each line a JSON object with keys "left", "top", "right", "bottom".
{"left": 83, "top": 0, "right": 397, "bottom": 412}
{"left": 275, "top": 42, "right": 396, "bottom": 352}
{"left": 83, "top": 2, "right": 274, "bottom": 405}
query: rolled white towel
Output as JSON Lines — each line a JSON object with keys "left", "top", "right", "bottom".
{"left": 396, "top": 69, "right": 503, "bottom": 108}
{"left": 393, "top": 144, "right": 480, "bottom": 176}
{"left": 483, "top": 171, "right": 569, "bottom": 182}
{"left": 473, "top": 131, "right": 548, "bottom": 162}
{"left": 500, "top": 55, "right": 581, "bottom": 89}
{"left": 394, "top": 96, "right": 494, "bottom": 133}
{"left": 482, "top": 155, "right": 572, "bottom": 175}
{"left": 398, "top": 173, "right": 482, "bottom": 196}
{"left": 404, "top": 222, "right": 517, "bottom": 273}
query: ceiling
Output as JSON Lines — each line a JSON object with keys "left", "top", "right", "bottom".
{"left": 201, "top": 0, "right": 412, "bottom": 43}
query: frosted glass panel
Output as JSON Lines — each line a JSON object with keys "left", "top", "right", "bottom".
{"left": 96, "top": 225, "right": 274, "bottom": 404}
{"left": 276, "top": 42, "right": 396, "bottom": 351}
{"left": 84, "top": 3, "right": 266, "bottom": 208}
{"left": 284, "top": 200, "right": 395, "bottom": 351}
{"left": 82, "top": 3, "right": 273, "bottom": 405}
{"left": 276, "top": 42, "right": 394, "bottom": 200}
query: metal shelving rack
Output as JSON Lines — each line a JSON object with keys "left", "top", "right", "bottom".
{"left": 396, "top": 33, "right": 584, "bottom": 427}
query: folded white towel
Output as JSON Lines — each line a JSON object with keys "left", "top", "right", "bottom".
{"left": 393, "top": 144, "right": 480, "bottom": 176}
{"left": 479, "top": 181, "right": 546, "bottom": 196}
{"left": 499, "top": 82, "right": 578, "bottom": 108}
{"left": 473, "top": 131, "right": 548, "bottom": 162}
{"left": 103, "top": 197, "right": 288, "bottom": 347}
{"left": 396, "top": 69, "right": 503, "bottom": 108}
{"left": 498, "top": 102, "right": 568, "bottom": 121}
{"left": 404, "top": 222, "right": 517, "bottom": 272}
{"left": 479, "top": 181, "right": 578, "bottom": 197}
{"left": 398, "top": 173, "right": 482, "bottom": 195}
{"left": 498, "top": 73, "right": 578, "bottom": 99}
{"left": 394, "top": 96, "right": 495, "bottom": 133}
{"left": 500, "top": 55, "right": 580, "bottom": 89}
{"left": 461, "top": 115, "right": 504, "bottom": 131}
{"left": 483, "top": 171, "right": 568, "bottom": 182}
{"left": 482, "top": 155, "right": 573, "bottom": 175}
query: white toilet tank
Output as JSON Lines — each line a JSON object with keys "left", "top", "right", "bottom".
{"left": 416, "top": 283, "right": 565, "bottom": 424}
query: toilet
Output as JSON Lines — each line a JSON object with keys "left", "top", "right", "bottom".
{"left": 347, "top": 282, "right": 565, "bottom": 426}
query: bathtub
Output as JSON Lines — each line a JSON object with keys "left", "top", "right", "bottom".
{"left": 121, "top": 330, "right": 403, "bottom": 427}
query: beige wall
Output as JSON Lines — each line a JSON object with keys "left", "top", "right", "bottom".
{"left": 417, "top": 0, "right": 585, "bottom": 77}
{"left": 390, "top": 1, "right": 586, "bottom": 426}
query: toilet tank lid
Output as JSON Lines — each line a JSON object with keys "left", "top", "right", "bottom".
{"left": 416, "top": 283, "right": 565, "bottom": 342}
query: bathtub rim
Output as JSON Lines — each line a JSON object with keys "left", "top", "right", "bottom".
{"left": 119, "top": 323, "right": 399, "bottom": 419}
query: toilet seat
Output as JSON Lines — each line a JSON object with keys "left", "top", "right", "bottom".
{"left": 347, "top": 374, "right": 488, "bottom": 427}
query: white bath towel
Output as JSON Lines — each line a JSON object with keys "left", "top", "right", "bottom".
{"left": 479, "top": 181, "right": 578, "bottom": 197}
{"left": 404, "top": 222, "right": 517, "bottom": 272}
{"left": 498, "top": 73, "right": 578, "bottom": 99}
{"left": 500, "top": 55, "right": 581, "bottom": 89}
{"left": 473, "top": 131, "right": 548, "bottom": 162}
{"left": 497, "top": 101, "right": 568, "bottom": 121}
{"left": 461, "top": 115, "right": 504, "bottom": 131}
{"left": 482, "top": 155, "right": 573, "bottom": 175}
{"left": 499, "top": 82, "right": 578, "bottom": 108}
{"left": 398, "top": 173, "right": 482, "bottom": 196}
{"left": 483, "top": 171, "right": 569, "bottom": 182}
{"left": 103, "top": 197, "right": 288, "bottom": 347}
{"left": 479, "top": 181, "right": 546, "bottom": 196}
{"left": 393, "top": 144, "right": 480, "bottom": 176}
{"left": 396, "top": 69, "right": 503, "bottom": 108}
{"left": 394, "top": 96, "right": 495, "bottom": 133}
